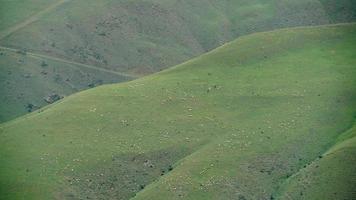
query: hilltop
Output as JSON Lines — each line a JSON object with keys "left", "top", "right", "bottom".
{"left": 0, "top": 23, "right": 355, "bottom": 199}
{"left": 1, "top": 0, "right": 356, "bottom": 122}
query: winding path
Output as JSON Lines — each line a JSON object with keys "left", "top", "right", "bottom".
{"left": 0, "top": 0, "right": 137, "bottom": 79}
{"left": 0, "top": 46, "right": 137, "bottom": 78}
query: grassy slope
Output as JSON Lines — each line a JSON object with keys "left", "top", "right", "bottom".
{"left": 276, "top": 123, "right": 356, "bottom": 199}
{"left": 0, "top": 0, "right": 58, "bottom": 32}
{"left": 1, "top": 0, "right": 356, "bottom": 122}
{"left": 0, "top": 48, "right": 132, "bottom": 122}
{"left": 0, "top": 23, "right": 355, "bottom": 199}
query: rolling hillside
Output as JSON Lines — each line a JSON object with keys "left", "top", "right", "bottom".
{"left": 0, "top": 23, "right": 355, "bottom": 199}
{"left": 1, "top": 0, "right": 356, "bottom": 122}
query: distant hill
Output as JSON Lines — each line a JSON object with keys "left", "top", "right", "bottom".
{"left": 1, "top": 0, "right": 356, "bottom": 122}
{"left": 1, "top": 23, "right": 355, "bottom": 200}
{"left": 2, "top": 0, "right": 356, "bottom": 74}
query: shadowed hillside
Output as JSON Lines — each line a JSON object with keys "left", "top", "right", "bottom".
{"left": 0, "top": 23, "right": 355, "bottom": 200}
{"left": 1, "top": 0, "right": 356, "bottom": 122}
{"left": 0, "top": 46, "right": 132, "bottom": 122}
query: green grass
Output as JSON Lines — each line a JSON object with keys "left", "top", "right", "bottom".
{"left": 276, "top": 123, "right": 356, "bottom": 199}
{"left": 0, "top": 23, "right": 355, "bottom": 199}
{"left": 1, "top": 0, "right": 356, "bottom": 122}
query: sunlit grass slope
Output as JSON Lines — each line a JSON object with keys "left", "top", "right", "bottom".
{"left": 1, "top": 0, "right": 356, "bottom": 122}
{"left": 0, "top": 23, "right": 355, "bottom": 199}
{"left": 276, "top": 123, "right": 356, "bottom": 199}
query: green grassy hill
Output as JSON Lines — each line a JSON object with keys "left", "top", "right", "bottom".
{"left": 1, "top": 0, "right": 356, "bottom": 122}
{"left": 1, "top": 23, "right": 355, "bottom": 199}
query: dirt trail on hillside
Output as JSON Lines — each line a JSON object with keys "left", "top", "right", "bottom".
{"left": 0, "top": 0, "right": 70, "bottom": 40}
{"left": 0, "top": 45, "right": 137, "bottom": 78}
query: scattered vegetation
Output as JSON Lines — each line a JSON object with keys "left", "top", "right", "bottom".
{"left": 0, "top": 0, "right": 355, "bottom": 122}
{"left": 0, "top": 50, "right": 131, "bottom": 122}
{"left": 0, "top": 24, "right": 355, "bottom": 199}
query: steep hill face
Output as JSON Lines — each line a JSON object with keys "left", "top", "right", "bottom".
{"left": 1, "top": 0, "right": 356, "bottom": 122}
{"left": 0, "top": 23, "right": 355, "bottom": 200}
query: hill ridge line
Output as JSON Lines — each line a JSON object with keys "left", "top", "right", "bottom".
{"left": 153, "top": 22, "right": 356, "bottom": 76}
